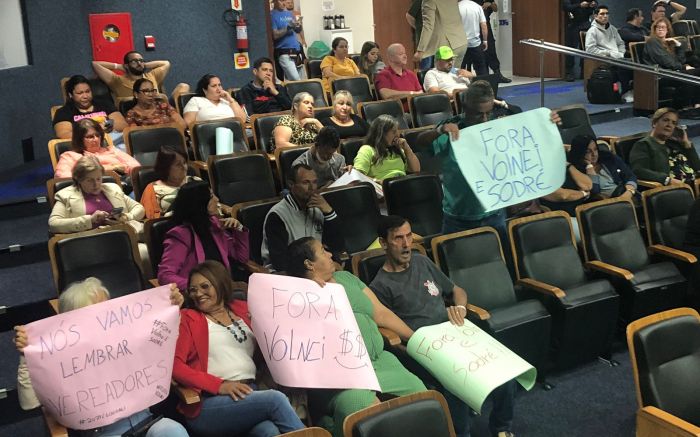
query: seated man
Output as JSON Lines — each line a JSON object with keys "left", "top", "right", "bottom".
{"left": 585, "top": 5, "right": 632, "bottom": 99}
{"left": 292, "top": 126, "right": 347, "bottom": 188}
{"left": 374, "top": 43, "right": 424, "bottom": 100}
{"left": 92, "top": 50, "right": 188, "bottom": 100}
{"left": 237, "top": 56, "right": 292, "bottom": 119}
{"left": 618, "top": 8, "right": 649, "bottom": 57}
{"left": 261, "top": 163, "right": 344, "bottom": 271}
{"left": 646, "top": 0, "right": 687, "bottom": 30}
{"left": 370, "top": 215, "right": 516, "bottom": 437}
{"left": 423, "top": 46, "right": 475, "bottom": 97}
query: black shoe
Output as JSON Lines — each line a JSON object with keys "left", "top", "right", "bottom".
{"left": 497, "top": 74, "right": 512, "bottom": 84}
{"left": 565, "top": 72, "right": 575, "bottom": 82}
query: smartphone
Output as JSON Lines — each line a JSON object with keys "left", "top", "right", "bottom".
{"left": 103, "top": 119, "right": 114, "bottom": 130}
{"left": 108, "top": 207, "right": 124, "bottom": 219}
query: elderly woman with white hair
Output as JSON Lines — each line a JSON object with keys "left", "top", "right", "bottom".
{"left": 14, "top": 277, "right": 188, "bottom": 437}
{"left": 270, "top": 91, "right": 323, "bottom": 152}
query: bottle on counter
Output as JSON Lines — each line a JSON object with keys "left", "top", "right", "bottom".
{"left": 340, "top": 15, "right": 346, "bottom": 29}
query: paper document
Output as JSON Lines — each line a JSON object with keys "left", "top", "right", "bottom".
{"left": 329, "top": 169, "right": 383, "bottom": 197}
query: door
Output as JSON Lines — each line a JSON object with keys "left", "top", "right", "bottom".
{"left": 511, "top": 0, "right": 563, "bottom": 77}
{"left": 89, "top": 13, "right": 134, "bottom": 64}
{"left": 372, "top": 0, "right": 415, "bottom": 65}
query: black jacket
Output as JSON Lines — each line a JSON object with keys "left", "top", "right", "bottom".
{"left": 236, "top": 81, "right": 292, "bottom": 116}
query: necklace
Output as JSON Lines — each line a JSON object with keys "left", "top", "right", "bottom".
{"left": 207, "top": 308, "right": 248, "bottom": 343}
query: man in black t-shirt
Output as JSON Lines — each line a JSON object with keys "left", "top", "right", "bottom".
{"left": 370, "top": 215, "right": 516, "bottom": 437}
{"left": 237, "top": 57, "right": 292, "bottom": 119}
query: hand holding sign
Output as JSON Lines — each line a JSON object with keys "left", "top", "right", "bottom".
{"left": 247, "top": 273, "right": 380, "bottom": 391}
{"left": 450, "top": 108, "right": 565, "bottom": 212}
{"left": 22, "top": 286, "right": 179, "bottom": 430}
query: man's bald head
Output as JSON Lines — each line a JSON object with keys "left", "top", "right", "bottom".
{"left": 386, "top": 43, "right": 408, "bottom": 68}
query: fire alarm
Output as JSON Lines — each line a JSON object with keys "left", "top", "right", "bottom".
{"left": 144, "top": 35, "right": 156, "bottom": 50}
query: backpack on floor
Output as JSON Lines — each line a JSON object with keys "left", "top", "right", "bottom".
{"left": 587, "top": 66, "right": 621, "bottom": 104}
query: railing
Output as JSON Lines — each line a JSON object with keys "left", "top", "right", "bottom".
{"left": 519, "top": 39, "right": 700, "bottom": 107}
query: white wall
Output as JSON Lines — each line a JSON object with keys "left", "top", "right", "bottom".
{"left": 299, "top": 0, "right": 375, "bottom": 53}
{"left": 0, "top": 0, "right": 29, "bottom": 69}
{"left": 493, "top": 4, "right": 513, "bottom": 74}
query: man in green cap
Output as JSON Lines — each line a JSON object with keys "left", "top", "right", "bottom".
{"left": 423, "top": 46, "right": 476, "bottom": 97}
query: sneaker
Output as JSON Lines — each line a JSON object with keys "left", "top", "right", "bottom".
{"left": 565, "top": 72, "right": 575, "bottom": 82}
{"left": 496, "top": 432, "right": 515, "bottom": 437}
{"left": 622, "top": 90, "right": 634, "bottom": 103}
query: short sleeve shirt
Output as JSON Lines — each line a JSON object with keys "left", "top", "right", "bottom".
{"left": 271, "top": 9, "right": 301, "bottom": 50}
{"left": 370, "top": 254, "right": 455, "bottom": 330}
{"left": 52, "top": 99, "right": 117, "bottom": 126}
{"left": 125, "top": 101, "right": 178, "bottom": 126}
{"left": 374, "top": 66, "right": 422, "bottom": 94}
{"left": 182, "top": 96, "right": 235, "bottom": 122}
{"left": 292, "top": 149, "right": 346, "bottom": 187}
{"left": 107, "top": 68, "right": 167, "bottom": 99}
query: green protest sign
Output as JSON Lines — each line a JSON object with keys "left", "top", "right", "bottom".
{"left": 450, "top": 107, "right": 565, "bottom": 212}
{"left": 407, "top": 321, "right": 537, "bottom": 413}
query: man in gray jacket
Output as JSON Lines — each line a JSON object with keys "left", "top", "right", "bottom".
{"left": 585, "top": 5, "right": 633, "bottom": 100}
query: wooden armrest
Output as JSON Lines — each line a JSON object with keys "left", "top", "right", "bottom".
{"left": 517, "top": 278, "right": 566, "bottom": 299}
{"left": 411, "top": 233, "right": 424, "bottom": 244}
{"left": 637, "top": 406, "right": 700, "bottom": 437}
{"left": 649, "top": 244, "right": 698, "bottom": 264}
{"left": 43, "top": 407, "right": 69, "bottom": 437}
{"left": 638, "top": 180, "right": 663, "bottom": 189}
{"left": 49, "top": 299, "right": 59, "bottom": 314}
{"left": 190, "top": 160, "right": 208, "bottom": 171}
{"left": 149, "top": 278, "right": 160, "bottom": 288}
{"left": 467, "top": 304, "right": 491, "bottom": 320}
{"left": 586, "top": 260, "right": 634, "bottom": 281}
{"left": 245, "top": 260, "right": 269, "bottom": 274}
{"left": 378, "top": 327, "right": 402, "bottom": 346}
{"left": 172, "top": 382, "right": 201, "bottom": 405}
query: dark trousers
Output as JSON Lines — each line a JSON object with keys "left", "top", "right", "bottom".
{"left": 485, "top": 35, "right": 501, "bottom": 72}
{"left": 462, "top": 45, "right": 489, "bottom": 76}
{"left": 565, "top": 24, "right": 586, "bottom": 73}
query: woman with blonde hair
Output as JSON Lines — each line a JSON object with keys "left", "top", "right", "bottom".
{"left": 319, "top": 91, "right": 369, "bottom": 139}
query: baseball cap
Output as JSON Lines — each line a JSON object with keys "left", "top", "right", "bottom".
{"left": 435, "top": 46, "right": 455, "bottom": 61}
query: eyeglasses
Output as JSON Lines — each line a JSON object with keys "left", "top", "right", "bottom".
{"left": 139, "top": 88, "right": 156, "bottom": 94}
{"left": 84, "top": 134, "right": 100, "bottom": 140}
{"left": 128, "top": 58, "right": 145, "bottom": 64}
{"left": 187, "top": 282, "right": 212, "bottom": 295}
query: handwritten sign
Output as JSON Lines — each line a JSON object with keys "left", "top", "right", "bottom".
{"left": 407, "top": 321, "right": 536, "bottom": 413}
{"left": 248, "top": 273, "right": 380, "bottom": 391}
{"left": 450, "top": 107, "right": 565, "bottom": 212}
{"left": 23, "top": 286, "right": 179, "bottom": 430}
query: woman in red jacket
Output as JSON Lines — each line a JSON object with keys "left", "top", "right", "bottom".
{"left": 172, "top": 260, "right": 305, "bottom": 436}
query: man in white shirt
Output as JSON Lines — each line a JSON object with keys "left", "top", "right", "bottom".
{"left": 423, "top": 46, "right": 475, "bottom": 97}
{"left": 458, "top": 0, "right": 489, "bottom": 75}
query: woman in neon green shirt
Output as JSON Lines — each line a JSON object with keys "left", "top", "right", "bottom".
{"left": 354, "top": 115, "right": 420, "bottom": 180}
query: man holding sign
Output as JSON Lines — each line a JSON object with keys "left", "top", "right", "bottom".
{"left": 370, "top": 216, "right": 516, "bottom": 437}
{"left": 423, "top": 81, "right": 563, "bottom": 242}
{"left": 14, "top": 278, "right": 187, "bottom": 436}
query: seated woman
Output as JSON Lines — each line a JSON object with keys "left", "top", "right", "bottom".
{"left": 49, "top": 156, "right": 144, "bottom": 235}
{"left": 643, "top": 18, "right": 700, "bottom": 107}
{"left": 53, "top": 75, "right": 127, "bottom": 142}
{"left": 567, "top": 134, "right": 638, "bottom": 199}
{"left": 173, "top": 261, "right": 305, "bottom": 436}
{"left": 183, "top": 74, "right": 247, "bottom": 126}
{"left": 54, "top": 118, "right": 141, "bottom": 178}
{"left": 14, "top": 277, "right": 187, "bottom": 437}
{"left": 286, "top": 237, "right": 426, "bottom": 437}
{"left": 319, "top": 91, "right": 369, "bottom": 139}
{"left": 630, "top": 107, "right": 700, "bottom": 185}
{"left": 320, "top": 37, "right": 360, "bottom": 94}
{"left": 271, "top": 92, "right": 323, "bottom": 152}
{"left": 125, "top": 78, "right": 187, "bottom": 131}
{"left": 140, "top": 146, "right": 200, "bottom": 219}
{"left": 158, "top": 180, "right": 249, "bottom": 291}
{"left": 358, "top": 41, "right": 386, "bottom": 85}
{"left": 292, "top": 126, "right": 348, "bottom": 188}
{"left": 354, "top": 115, "right": 420, "bottom": 181}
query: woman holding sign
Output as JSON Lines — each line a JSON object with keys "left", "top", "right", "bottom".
{"left": 14, "top": 277, "right": 188, "bottom": 437}
{"left": 286, "top": 237, "right": 426, "bottom": 437}
{"left": 173, "top": 260, "right": 305, "bottom": 436}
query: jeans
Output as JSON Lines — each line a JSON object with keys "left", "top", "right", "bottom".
{"left": 81, "top": 409, "right": 188, "bottom": 437}
{"left": 186, "top": 390, "right": 304, "bottom": 437}
{"left": 277, "top": 54, "right": 302, "bottom": 81}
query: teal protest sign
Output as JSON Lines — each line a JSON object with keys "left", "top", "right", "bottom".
{"left": 407, "top": 321, "right": 536, "bottom": 413}
{"left": 450, "top": 107, "right": 565, "bottom": 212}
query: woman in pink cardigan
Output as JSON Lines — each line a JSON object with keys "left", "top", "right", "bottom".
{"left": 54, "top": 118, "right": 140, "bottom": 178}
{"left": 158, "top": 180, "right": 250, "bottom": 290}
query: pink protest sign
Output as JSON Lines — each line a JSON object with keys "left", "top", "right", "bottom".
{"left": 23, "top": 286, "right": 179, "bottom": 430}
{"left": 248, "top": 273, "right": 380, "bottom": 391}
